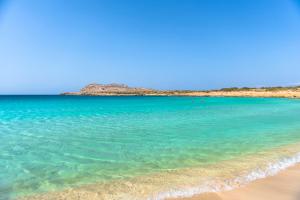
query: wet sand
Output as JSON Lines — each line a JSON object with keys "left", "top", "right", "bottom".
{"left": 18, "top": 144, "right": 300, "bottom": 200}
{"left": 172, "top": 164, "right": 300, "bottom": 200}
{"left": 20, "top": 163, "right": 300, "bottom": 200}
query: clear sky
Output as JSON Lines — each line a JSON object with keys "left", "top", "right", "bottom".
{"left": 0, "top": 0, "right": 300, "bottom": 94}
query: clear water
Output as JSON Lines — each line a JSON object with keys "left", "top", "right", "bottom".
{"left": 1, "top": 96, "right": 300, "bottom": 199}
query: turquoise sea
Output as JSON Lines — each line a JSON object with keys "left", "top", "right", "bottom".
{"left": 1, "top": 96, "right": 300, "bottom": 199}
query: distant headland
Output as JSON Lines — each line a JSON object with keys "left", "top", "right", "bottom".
{"left": 62, "top": 83, "right": 300, "bottom": 98}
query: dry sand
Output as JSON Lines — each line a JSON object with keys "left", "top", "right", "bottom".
{"left": 171, "top": 164, "right": 300, "bottom": 200}
{"left": 172, "top": 90, "right": 300, "bottom": 98}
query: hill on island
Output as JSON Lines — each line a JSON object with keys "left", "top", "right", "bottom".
{"left": 62, "top": 83, "right": 155, "bottom": 96}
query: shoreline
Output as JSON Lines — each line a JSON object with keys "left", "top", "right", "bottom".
{"left": 62, "top": 83, "right": 300, "bottom": 98}
{"left": 62, "top": 90, "right": 300, "bottom": 99}
{"left": 172, "top": 163, "right": 300, "bottom": 200}
{"left": 18, "top": 162, "right": 300, "bottom": 200}
{"left": 18, "top": 144, "right": 300, "bottom": 200}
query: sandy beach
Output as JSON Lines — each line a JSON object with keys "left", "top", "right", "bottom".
{"left": 20, "top": 162, "right": 300, "bottom": 200}
{"left": 176, "top": 90, "right": 300, "bottom": 98}
{"left": 172, "top": 164, "right": 300, "bottom": 200}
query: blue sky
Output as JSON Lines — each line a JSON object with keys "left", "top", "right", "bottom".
{"left": 0, "top": 0, "right": 300, "bottom": 94}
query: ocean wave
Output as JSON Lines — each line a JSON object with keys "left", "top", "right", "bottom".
{"left": 149, "top": 152, "right": 300, "bottom": 200}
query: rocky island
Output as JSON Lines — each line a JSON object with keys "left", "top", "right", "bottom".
{"left": 62, "top": 83, "right": 300, "bottom": 98}
{"left": 62, "top": 83, "right": 155, "bottom": 96}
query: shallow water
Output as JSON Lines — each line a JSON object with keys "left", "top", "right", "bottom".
{"left": 1, "top": 96, "right": 300, "bottom": 199}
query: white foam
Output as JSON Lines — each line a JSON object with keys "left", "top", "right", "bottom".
{"left": 148, "top": 152, "right": 300, "bottom": 200}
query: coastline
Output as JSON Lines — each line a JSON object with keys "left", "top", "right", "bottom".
{"left": 18, "top": 143, "right": 300, "bottom": 200}
{"left": 172, "top": 163, "right": 300, "bottom": 200}
{"left": 62, "top": 83, "right": 300, "bottom": 98}
{"left": 63, "top": 90, "right": 300, "bottom": 99}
